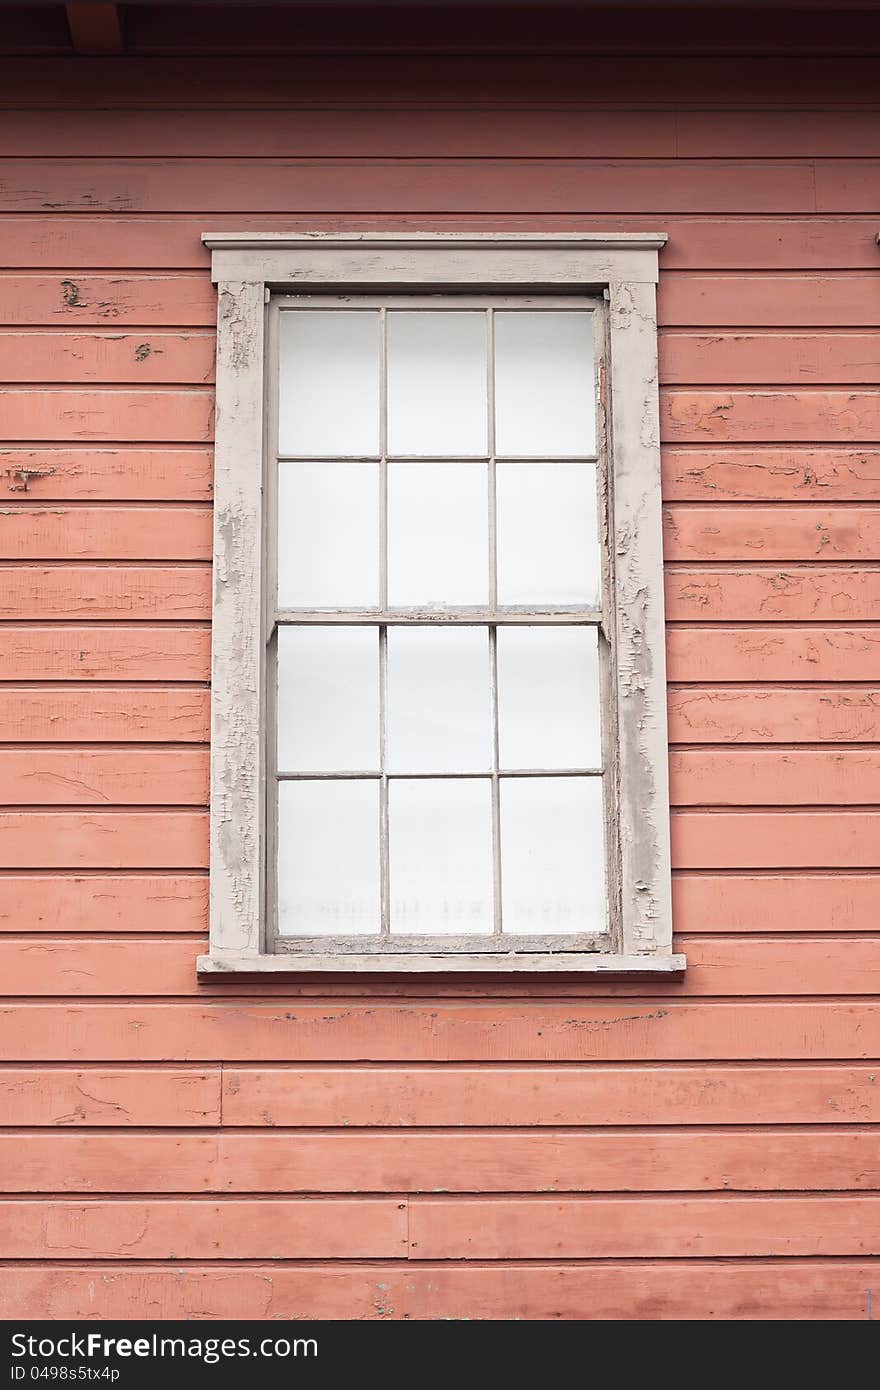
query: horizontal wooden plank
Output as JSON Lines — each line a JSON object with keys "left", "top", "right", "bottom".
{"left": 660, "top": 333, "right": 880, "bottom": 387}
{"left": 0, "top": 626, "right": 211, "bottom": 681}
{"left": 3, "top": 506, "right": 210, "bottom": 564}
{"left": 5, "top": 108, "right": 880, "bottom": 161}
{"left": 0, "top": 875, "right": 207, "bottom": 934}
{"left": 667, "top": 686, "right": 880, "bottom": 744}
{"left": 0, "top": 567, "right": 211, "bottom": 619}
{"left": 815, "top": 162, "right": 880, "bottom": 214}
{"left": 0, "top": 331, "right": 215, "bottom": 385}
{"left": 673, "top": 874, "right": 880, "bottom": 934}
{"left": 0, "top": 749, "right": 208, "bottom": 806}
{"left": 659, "top": 275, "right": 880, "bottom": 328}
{"left": 0, "top": 1066, "right": 219, "bottom": 1126}
{"left": 0, "top": 276, "right": 214, "bottom": 327}
{"left": 0, "top": 689, "right": 209, "bottom": 743}
{"left": 662, "top": 390, "right": 880, "bottom": 444}
{"left": 671, "top": 749, "right": 880, "bottom": 806}
{"left": 0, "top": 1002, "right": 877, "bottom": 1061}
{"left": 0, "top": 390, "right": 213, "bottom": 443}
{"left": 0, "top": 159, "right": 821, "bottom": 215}
{"left": 224, "top": 1062, "right": 880, "bottom": 1128}
{"left": 0, "top": 1199, "right": 407, "bottom": 1259}
{"left": 7, "top": 934, "right": 880, "bottom": 999}
{"left": 666, "top": 628, "right": 880, "bottom": 683}
{"left": 2, "top": 217, "right": 877, "bottom": 272}
{"left": 662, "top": 447, "right": 880, "bottom": 501}
{"left": 664, "top": 505, "right": 880, "bottom": 562}
{"left": 0, "top": 506, "right": 212, "bottom": 561}
{"left": 2, "top": 1129, "right": 876, "bottom": 1195}
{"left": 666, "top": 567, "right": 880, "bottom": 621}
{"left": 0, "top": 813, "right": 208, "bottom": 870}
{"left": 673, "top": 810, "right": 880, "bottom": 870}
{"left": 0, "top": 449, "right": 213, "bottom": 501}
{"left": 409, "top": 1195, "right": 880, "bottom": 1258}
{"left": 1, "top": 1260, "right": 875, "bottom": 1321}
{"left": 0, "top": 109, "right": 686, "bottom": 160}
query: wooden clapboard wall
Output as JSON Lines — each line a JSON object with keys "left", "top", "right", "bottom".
{"left": 0, "top": 4, "right": 879, "bottom": 1321}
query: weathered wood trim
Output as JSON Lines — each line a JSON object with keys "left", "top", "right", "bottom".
{"left": 204, "top": 236, "right": 676, "bottom": 976}
{"left": 208, "top": 280, "right": 266, "bottom": 964}
{"left": 609, "top": 279, "right": 673, "bottom": 957}
{"left": 198, "top": 952, "right": 686, "bottom": 976}
{"left": 205, "top": 232, "right": 665, "bottom": 289}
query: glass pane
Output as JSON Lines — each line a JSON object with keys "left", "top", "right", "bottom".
{"left": 387, "top": 627, "right": 491, "bottom": 773}
{"left": 497, "top": 462, "right": 599, "bottom": 606}
{"left": 494, "top": 310, "right": 595, "bottom": 457}
{"left": 387, "top": 462, "right": 489, "bottom": 607}
{"left": 500, "top": 777, "right": 607, "bottom": 935}
{"left": 277, "top": 780, "right": 380, "bottom": 936}
{"left": 387, "top": 311, "right": 488, "bottom": 456}
{"left": 278, "top": 310, "right": 379, "bottom": 457}
{"left": 497, "top": 626, "right": 601, "bottom": 771}
{"left": 277, "top": 626, "right": 379, "bottom": 773}
{"left": 389, "top": 778, "right": 493, "bottom": 935}
{"left": 277, "top": 462, "right": 379, "bottom": 608}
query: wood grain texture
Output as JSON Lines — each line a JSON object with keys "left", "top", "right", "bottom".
{"left": 0, "top": 507, "right": 212, "bottom": 560}
{"left": 0, "top": 688, "right": 209, "bottom": 743}
{"left": 665, "top": 567, "right": 880, "bottom": 621}
{"left": 673, "top": 810, "right": 880, "bottom": 869}
{"left": 659, "top": 275, "right": 880, "bottom": 328}
{"left": 667, "top": 686, "right": 880, "bottom": 743}
{"left": 0, "top": 749, "right": 208, "bottom": 806}
{"left": 0, "top": 566, "right": 211, "bottom": 619}
{"left": 0, "top": 876, "right": 207, "bottom": 933}
{"left": 0, "top": 1193, "right": 877, "bottom": 1260}
{"left": 0, "top": 1199, "right": 408, "bottom": 1259}
{"left": 660, "top": 332, "right": 880, "bottom": 386}
{"left": 408, "top": 1195, "right": 880, "bottom": 1259}
{"left": 0, "top": 389, "right": 213, "bottom": 443}
{"left": 673, "top": 874, "right": 880, "bottom": 933}
{"left": 0, "top": 449, "right": 213, "bottom": 501}
{"left": 662, "top": 390, "right": 880, "bottom": 443}
{"left": 671, "top": 749, "right": 880, "bottom": 806}
{"left": 0, "top": 1067, "right": 219, "bottom": 1126}
{"left": 2, "top": 216, "right": 878, "bottom": 272}
{"left": 0, "top": 276, "right": 214, "bottom": 326}
{"left": 666, "top": 627, "right": 880, "bottom": 682}
{"left": 0, "top": 626, "right": 211, "bottom": 681}
{"left": 1, "top": 1129, "right": 876, "bottom": 1194}
{"left": 0, "top": 1002, "right": 877, "bottom": 1062}
{"left": 664, "top": 506, "right": 880, "bottom": 562}
{"left": 662, "top": 448, "right": 880, "bottom": 501}
{"left": 1, "top": 1259, "right": 875, "bottom": 1321}
{"left": 0, "top": 813, "right": 208, "bottom": 869}
{"left": 0, "top": 331, "right": 215, "bottom": 384}
{"left": 0, "top": 159, "right": 823, "bottom": 215}
{"left": 224, "top": 1062, "right": 880, "bottom": 1128}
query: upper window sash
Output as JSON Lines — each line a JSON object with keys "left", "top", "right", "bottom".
{"left": 199, "top": 233, "right": 683, "bottom": 977}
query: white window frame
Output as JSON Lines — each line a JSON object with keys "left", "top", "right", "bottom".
{"left": 198, "top": 233, "right": 683, "bottom": 976}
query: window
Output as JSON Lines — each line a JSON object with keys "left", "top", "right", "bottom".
{"left": 200, "top": 234, "right": 683, "bottom": 975}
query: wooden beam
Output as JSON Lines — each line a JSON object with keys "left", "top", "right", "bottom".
{"left": 65, "top": 3, "right": 124, "bottom": 55}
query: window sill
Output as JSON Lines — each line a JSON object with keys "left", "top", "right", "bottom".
{"left": 197, "top": 951, "right": 686, "bottom": 976}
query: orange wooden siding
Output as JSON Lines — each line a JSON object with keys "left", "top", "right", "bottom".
{"left": 1, "top": 24, "right": 879, "bottom": 1323}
